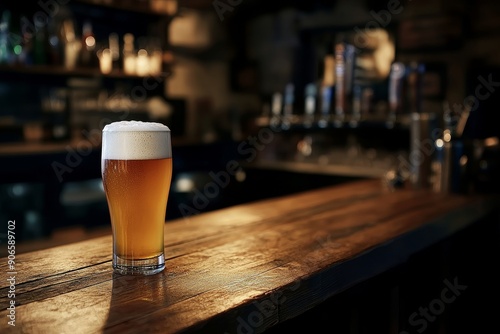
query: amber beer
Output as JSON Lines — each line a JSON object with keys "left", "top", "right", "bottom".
{"left": 102, "top": 121, "right": 172, "bottom": 275}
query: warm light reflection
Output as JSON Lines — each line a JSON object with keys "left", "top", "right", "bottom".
{"left": 175, "top": 177, "right": 195, "bottom": 192}
{"left": 485, "top": 137, "right": 499, "bottom": 147}
{"left": 354, "top": 28, "right": 395, "bottom": 79}
{"left": 443, "top": 131, "right": 452, "bottom": 143}
{"left": 85, "top": 36, "right": 95, "bottom": 48}
{"left": 297, "top": 137, "right": 313, "bottom": 156}
{"left": 235, "top": 169, "right": 246, "bottom": 182}
{"left": 136, "top": 49, "right": 149, "bottom": 76}
{"left": 460, "top": 155, "right": 468, "bottom": 167}
{"left": 98, "top": 48, "right": 112, "bottom": 74}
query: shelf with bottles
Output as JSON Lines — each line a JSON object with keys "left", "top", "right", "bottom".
{"left": 0, "top": 63, "right": 171, "bottom": 80}
{"left": 0, "top": 1, "right": 173, "bottom": 81}
{"left": 73, "top": 0, "right": 177, "bottom": 17}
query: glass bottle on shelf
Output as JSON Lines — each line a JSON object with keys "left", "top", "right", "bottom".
{"left": 97, "top": 47, "right": 112, "bottom": 74}
{"left": 33, "top": 23, "right": 48, "bottom": 65}
{"left": 123, "top": 33, "right": 136, "bottom": 75}
{"left": 136, "top": 48, "right": 149, "bottom": 76}
{"left": 40, "top": 88, "right": 69, "bottom": 142}
{"left": 19, "top": 15, "right": 35, "bottom": 65}
{"left": 61, "top": 17, "right": 80, "bottom": 69}
{"left": 109, "top": 32, "right": 120, "bottom": 70}
{"left": 0, "top": 10, "right": 11, "bottom": 64}
{"left": 9, "top": 13, "right": 24, "bottom": 66}
{"left": 148, "top": 37, "right": 163, "bottom": 75}
{"left": 47, "top": 7, "right": 66, "bottom": 66}
{"left": 80, "top": 20, "right": 98, "bottom": 68}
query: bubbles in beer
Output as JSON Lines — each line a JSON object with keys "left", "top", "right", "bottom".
{"left": 102, "top": 121, "right": 171, "bottom": 160}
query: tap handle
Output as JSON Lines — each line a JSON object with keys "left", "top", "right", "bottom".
{"left": 387, "top": 62, "right": 406, "bottom": 127}
{"left": 304, "top": 83, "right": 317, "bottom": 128}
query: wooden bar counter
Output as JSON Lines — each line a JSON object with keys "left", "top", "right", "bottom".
{"left": 1, "top": 179, "right": 499, "bottom": 333}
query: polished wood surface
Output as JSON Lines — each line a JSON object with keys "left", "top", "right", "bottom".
{"left": 0, "top": 180, "right": 497, "bottom": 333}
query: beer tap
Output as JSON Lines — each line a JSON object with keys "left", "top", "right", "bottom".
{"left": 270, "top": 92, "right": 283, "bottom": 129}
{"left": 304, "top": 83, "right": 317, "bottom": 128}
{"left": 350, "top": 85, "right": 362, "bottom": 127}
{"left": 334, "top": 43, "right": 345, "bottom": 127}
{"left": 282, "top": 83, "right": 294, "bottom": 130}
{"left": 334, "top": 43, "right": 355, "bottom": 127}
{"left": 318, "top": 53, "right": 334, "bottom": 128}
{"left": 407, "top": 61, "right": 425, "bottom": 114}
{"left": 318, "top": 85, "right": 332, "bottom": 128}
{"left": 387, "top": 62, "right": 406, "bottom": 128}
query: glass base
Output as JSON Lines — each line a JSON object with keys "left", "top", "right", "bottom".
{"left": 113, "top": 253, "right": 165, "bottom": 275}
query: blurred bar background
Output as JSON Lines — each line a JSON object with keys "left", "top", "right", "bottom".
{"left": 1, "top": 0, "right": 499, "bottom": 251}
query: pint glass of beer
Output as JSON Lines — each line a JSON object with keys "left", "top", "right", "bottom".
{"left": 101, "top": 121, "right": 172, "bottom": 275}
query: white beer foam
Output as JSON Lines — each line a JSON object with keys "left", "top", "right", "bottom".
{"left": 102, "top": 121, "right": 171, "bottom": 160}
{"left": 103, "top": 120, "right": 170, "bottom": 132}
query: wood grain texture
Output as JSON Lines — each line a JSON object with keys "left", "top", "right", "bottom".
{"left": 0, "top": 180, "right": 497, "bottom": 333}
